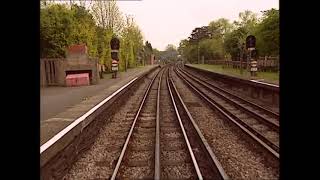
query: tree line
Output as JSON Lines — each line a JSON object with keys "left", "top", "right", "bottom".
{"left": 40, "top": 1, "right": 153, "bottom": 72}
{"left": 178, "top": 9, "right": 279, "bottom": 63}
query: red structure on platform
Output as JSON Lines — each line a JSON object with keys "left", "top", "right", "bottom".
{"left": 65, "top": 73, "right": 90, "bottom": 87}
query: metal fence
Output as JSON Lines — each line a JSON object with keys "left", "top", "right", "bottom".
{"left": 41, "top": 58, "right": 61, "bottom": 86}
{"left": 204, "top": 56, "right": 279, "bottom": 71}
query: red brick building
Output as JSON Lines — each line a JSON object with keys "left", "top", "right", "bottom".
{"left": 40, "top": 44, "right": 99, "bottom": 87}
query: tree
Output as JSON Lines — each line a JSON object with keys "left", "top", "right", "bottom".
{"left": 179, "top": 9, "right": 279, "bottom": 63}
{"left": 162, "top": 44, "right": 178, "bottom": 61}
{"left": 69, "top": 4, "right": 98, "bottom": 57}
{"left": 120, "top": 15, "right": 144, "bottom": 69}
{"left": 40, "top": 1, "right": 146, "bottom": 72}
{"left": 208, "top": 18, "right": 233, "bottom": 40}
{"left": 40, "top": 4, "right": 74, "bottom": 58}
{"left": 153, "top": 48, "right": 160, "bottom": 61}
{"left": 224, "top": 27, "right": 248, "bottom": 60}
{"left": 142, "top": 41, "right": 153, "bottom": 65}
{"left": 234, "top": 10, "right": 258, "bottom": 33}
{"left": 223, "top": 10, "right": 258, "bottom": 60}
{"left": 199, "top": 38, "right": 224, "bottom": 60}
{"left": 40, "top": 3, "right": 98, "bottom": 58}
{"left": 254, "top": 9, "right": 279, "bottom": 56}
{"left": 90, "top": 0, "right": 123, "bottom": 32}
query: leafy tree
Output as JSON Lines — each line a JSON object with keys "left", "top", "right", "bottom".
{"left": 161, "top": 44, "right": 178, "bottom": 61}
{"left": 120, "top": 16, "right": 144, "bottom": 68}
{"left": 254, "top": 9, "right": 279, "bottom": 56}
{"left": 40, "top": 1, "right": 146, "bottom": 73}
{"left": 234, "top": 10, "right": 258, "bottom": 35}
{"left": 199, "top": 38, "right": 224, "bottom": 60}
{"left": 69, "top": 4, "right": 98, "bottom": 57}
{"left": 90, "top": 0, "right": 124, "bottom": 33}
{"left": 179, "top": 9, "right": 278, "bottom": 62}
{"left": 40, "top": 4, "right": 74, "bottom": 58}
{"left": 40, "top": 3, "right": 98, "bottom": 58}
{"left": 208, "top": 18, "right": 233, "bottom": 40}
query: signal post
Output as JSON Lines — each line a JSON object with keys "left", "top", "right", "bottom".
{"left": 246, "top": 35, "right": 258, "bottom": 77}
{"left": 110, "top": 36, "right": 120, "bottom": 78}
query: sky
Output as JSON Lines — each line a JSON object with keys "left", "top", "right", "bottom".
{"left": 117, "top": 0, "right": 279, "bottom": 51}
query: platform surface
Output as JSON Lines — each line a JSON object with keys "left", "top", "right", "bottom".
{"left": 41, "top": 65, "right": 156, "bottom": 145}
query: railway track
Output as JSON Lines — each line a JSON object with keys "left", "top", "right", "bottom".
{"left": 110, "top": 67, "right": 163, "bottom": 179}
{"left": 52, "top": 64, "right": 279, "bottom": 179}
{"left": 178, "top": 66, "right": 279, "bottom": 121}
{"left": 174, "top": 66, "right": 279, "bottom": 159}
{"left": 110, "top": 66, "right": 228, "bottom": 179}
{"left": 183, "top": 65, "right": 279, "bottom": 112}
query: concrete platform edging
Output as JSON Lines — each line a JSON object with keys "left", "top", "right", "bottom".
{"left": 185, "top": 64, "right": 279, "bottom": 91}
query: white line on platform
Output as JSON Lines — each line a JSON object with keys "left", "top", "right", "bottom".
{"left": 250, "top": 80, "right": 279, "bottom": 88}
{"left": 40, "top": 77, "right": 138, "bottom": 154}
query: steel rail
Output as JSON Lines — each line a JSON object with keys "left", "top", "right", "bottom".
{"left": 166, "top": 68, "right": 204, "bottom": 180}
{"left": 177, "top": 67, "right": 279, "bottom": 131}
{"left": 154, "top": 67, "right": 165, "bottom": 180}
{"left": 174, "top": 68, "right": 279, "bottom": 159}
{"left": 178, "top": 66, "right": 279, "bottom": 118}
{"left": 175, "top": 67, "right": 279, "bottom": 152}
{"left": 168, "top": 67, "right": 230, "bottom": 180}
{"left": 110, "top": 68, "right": 163, "bottom": 180}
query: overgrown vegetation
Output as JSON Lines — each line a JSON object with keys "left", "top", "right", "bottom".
{"left": 40, "top": 1, "right": 153, "bottom": 72}
{"left": 178, "top": 9, "right": 279, "bottom": 63}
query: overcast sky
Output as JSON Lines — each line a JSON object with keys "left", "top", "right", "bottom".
{"left": 117, "top": 0, "right": 278, "bottom": 51}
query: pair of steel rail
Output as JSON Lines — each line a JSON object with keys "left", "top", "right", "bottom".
{"left": 110, "top": 66, "right": 228, "bottom": 180}
{"left": 174, "top": 66, "right": 279, "bottom": 159}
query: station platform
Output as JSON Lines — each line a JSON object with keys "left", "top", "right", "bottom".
{"left": 41, "top": 65, "right": 157, "bottom": 145}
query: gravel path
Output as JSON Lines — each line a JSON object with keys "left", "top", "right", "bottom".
{"left": 171, "top": 68, "right": 279, "bottom": 179}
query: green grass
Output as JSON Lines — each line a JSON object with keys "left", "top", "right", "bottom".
{"left": 188, "top": 64, "right": 279, "bottom": 84}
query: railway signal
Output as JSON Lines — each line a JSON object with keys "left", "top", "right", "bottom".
{"left": 110, "top": 36, "right": 120, "bottom": 78}
{"left": 245, "top": 35, "right": 258, "bottom": 76}
{"left": 246, "top": 35, "right": 256, "bottom": 49}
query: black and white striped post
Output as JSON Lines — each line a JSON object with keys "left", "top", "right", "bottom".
{"left": 250, "top": 58, "right": 258, "bottom": 76}
{"left": 246, "top": 35, "right": 257, "bottom": 77}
